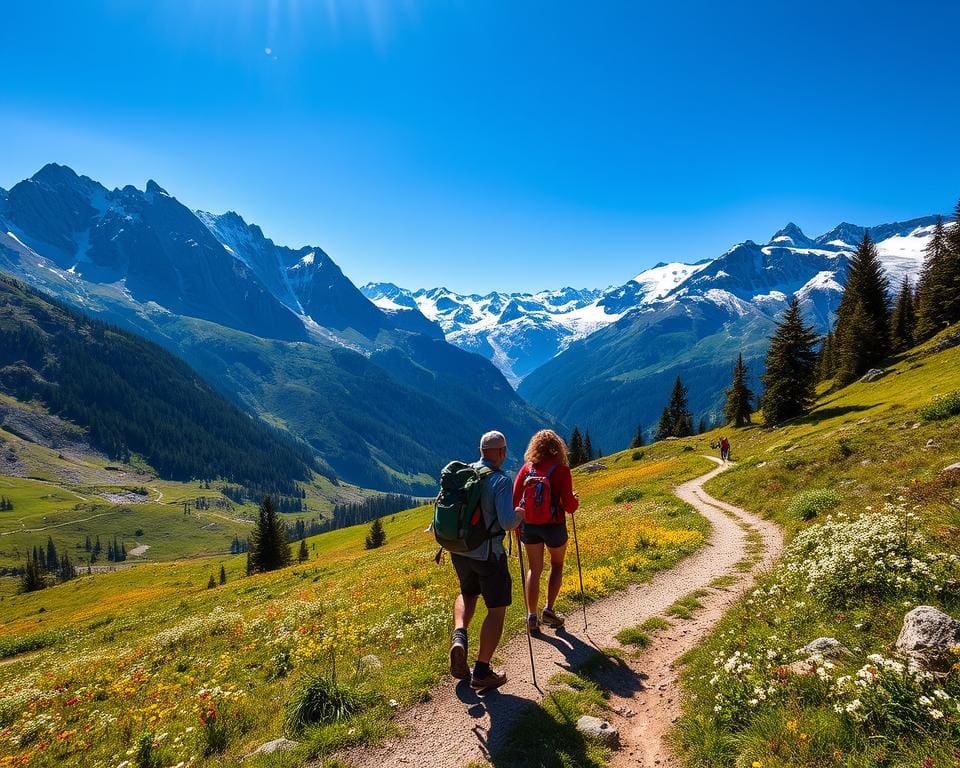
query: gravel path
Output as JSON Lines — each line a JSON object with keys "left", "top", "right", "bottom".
{"left": 337, "top": 457, "right": 783, "bottom": 768}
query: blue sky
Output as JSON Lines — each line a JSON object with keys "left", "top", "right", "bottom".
{"left": 4, "top": 1, "right": 959, "bottom": 293}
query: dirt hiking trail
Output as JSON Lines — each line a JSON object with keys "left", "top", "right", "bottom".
{"left": 339, "top": 457, "right": 784, "bottom": 768}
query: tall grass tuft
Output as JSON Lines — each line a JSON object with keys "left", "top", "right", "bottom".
{"left": 286, "top": 673, "right": 375, "bottom": 735}
{"left": 918, "top": 390, "right": 960, "bottom": 421}
{"left": 786, "top": 488, "right": 841, "bottom": 521}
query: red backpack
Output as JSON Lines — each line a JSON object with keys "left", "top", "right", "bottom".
{"left": 520, "top": 463, "right": 562, "bottom": 525}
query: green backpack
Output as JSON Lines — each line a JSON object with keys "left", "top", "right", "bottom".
{"left": 432, "top": 461, "right": 499, "bottom": 559}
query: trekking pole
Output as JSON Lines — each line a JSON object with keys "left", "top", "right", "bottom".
{"left": 571, "top": 513, "right": 587, "bottom": 632}
{"left": 516, "top": 532, "right": 538, "bottom": 689}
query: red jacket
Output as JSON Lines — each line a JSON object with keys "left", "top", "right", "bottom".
{"left": 512, "top": 460, "right": 580, "bottom": 516}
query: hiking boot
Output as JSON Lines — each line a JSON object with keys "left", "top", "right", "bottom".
{"left": 470, "top": 667, "right": 507, "bottom": 690}
{"left": 526, "top": 613, "right": 541, "bottom": 635}
{"left": 449, "top": 640, "right": 470, "bottom": 680}
{"left": 541, "top": 607, "right": 565, "bottom": 628}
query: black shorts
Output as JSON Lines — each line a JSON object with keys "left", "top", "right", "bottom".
{"left": 451, "top": 552, "right": 512, "bottom": 609}
{"left": 519, "top": 522, "right": 569, "bottom": 549}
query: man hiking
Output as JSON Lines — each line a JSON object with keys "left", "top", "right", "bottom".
{"left": 449, "top": 430, "right": 523, "bottom": 690}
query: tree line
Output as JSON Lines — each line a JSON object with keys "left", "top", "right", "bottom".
{"left": 633, "top": 202, "right": 960, "bottom": 439}
{"left": 19, "top": 537, "right": 76, "bottom": 592}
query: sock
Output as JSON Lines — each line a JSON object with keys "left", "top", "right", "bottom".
{"left": 544, "top": 604, "right": 554, "bottom": 613}
{"left": 473, "top": 661, "right": 491, "bottom": 678}
{"left": 452, "top": 628, "right": 468, "bottom": 648}
{"left": 528, "top": 612, "right": 537, "bottom": 621}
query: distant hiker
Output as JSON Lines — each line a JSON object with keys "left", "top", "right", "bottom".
{"left": 719, "top": 436, "right": 730, "bottom": 462}
{"left": 444, "top": 430, "right": 523, "bottom": 690}
{"left": 513, "top": 429, "right": 579, "bottom": 634}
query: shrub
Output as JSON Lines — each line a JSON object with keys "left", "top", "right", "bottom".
{"left": 918, "top": 390, "right": 960, "bottom": 421}
{"left": 0, "top": 630, "right": 64, "bottom": 659}
{"left": 632, "top": 450, "right": 644, "bottom": 461}
{"left": 614, "top": 486, "right": 644, "bottom": 503}
{"left": 787, "top": 489, "right": 841, "bottom": 521}
{"left": 836, "top": 437, "right": 856, "bottom": 458}
{"left": 833, "top": 654, "right": 959, "bottom": 736}
{"left": 286, "top": 673, "right": 374, "bottom": 735}
{"left": 784, "top": 508, "right": 959, "bottom": 606}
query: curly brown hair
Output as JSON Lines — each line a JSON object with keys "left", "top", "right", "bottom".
{"left": 523, "top": 429, "right": 569, "bottom": 466}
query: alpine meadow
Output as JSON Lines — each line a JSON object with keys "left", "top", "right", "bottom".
{"left": 3, "top": 4, "right": 960, "bottom": 768}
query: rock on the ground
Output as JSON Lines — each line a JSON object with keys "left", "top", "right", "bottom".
{"left": 860, "top": 368, "right": 886, "bottom": 382}
{"left": 942, "top": 462, "right": 960, "bottom": 473}
{"left": 576, "top": 715, "right": 620, "bottom": 747}
{"left": 802, "top": 637, "right": 848, "bottom": 659}
{"left": 581, "top": 462, "right": 608, "bottom": 473}
{"left": 895, "top": 606, "right": 960, "bottom": 670}
{"left": 245, "top": 737, "right": 299, "bottom": 759}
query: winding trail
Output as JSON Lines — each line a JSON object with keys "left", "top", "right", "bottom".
{"left": 339, "top": 457, "right": 783, "bottom": 768}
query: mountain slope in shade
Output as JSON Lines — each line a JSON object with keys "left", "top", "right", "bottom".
{"left": 0, "top": 164, "right": 551, "bottom": 494}
{"left": 518, "top": 216, "right": 948, "bottom": 453}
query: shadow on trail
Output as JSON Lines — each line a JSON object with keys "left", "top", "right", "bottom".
{"left": 454, "top": 627, "right": 649, "bottom": 767}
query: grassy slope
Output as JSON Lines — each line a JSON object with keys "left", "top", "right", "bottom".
{"left": 0, "top": 447, "right": 712, "bottom": 768}
{"left": 0, "top": 395, "right": 368, "bottom": 572}
{"left": 671, "top": 328, "right": 960, "bottom": 767}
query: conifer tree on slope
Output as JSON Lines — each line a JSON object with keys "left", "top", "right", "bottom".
{"left": 365, "top": 517, "right": 386, "bottom": 550}
{"left": 248, "top": 496, "right": 291, "bottom": 573}
{"left": 761, "top": 298, "right": 818, "bottom": 424}
{"left": 569, "top": 427, "right": 586, "bottom": 467}
{"left": 630, "top": 423, "right": 645, "bottom": 449}
{"left": 833, "top": 232, "right": 891, "bottom": 384}
{"left": 583, "top": 431, "right": 594, "bottom": 463}
{"left": 944, "top": 200, "right": 960, "bottom": 326}
{"left": 890, "top": 275, "right": 916, "bottom": 353}
{"left": 816, "top": 330, "right": 836, "bottom": 381}
{"left": 656, "top": 376, "right": 694, "bottom": 439}
{"left": 724, "top": 353, "right": 755, "bottom": 427}
{"left": 915, "top": 216, "right": 949, "bottom": 341}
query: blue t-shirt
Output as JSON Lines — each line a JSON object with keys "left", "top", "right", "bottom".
{"left": 459, "top": 458, "right": 523, "bottom": 560}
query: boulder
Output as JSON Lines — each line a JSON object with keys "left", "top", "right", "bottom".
{"left": 895, "top": 606, "right": 960, "bottom": 670}
{"left": 942, "top": 462, "right": 960, "bottom": 473}
{"left": 802, "top": 637, "right": 849, "bottom": 659}
{"left": 245, "top": 737, "right": 299, "bottom": 759}
{"left": 576, "top": 715, "right": 619, "bottom": 747}
{"left": 860, "top": 368, "right": 886, "bottom": 382}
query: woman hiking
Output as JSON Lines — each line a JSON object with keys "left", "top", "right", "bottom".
{"left": 513, "top": 429, "right": 579, "bottom": 633}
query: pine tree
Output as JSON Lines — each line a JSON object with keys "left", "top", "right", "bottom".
{"left": 365, "top": 518, "right": 386, "bottom": 550}
{"left": 46, "top": 537, "right": 57, "bottom": 571}
{"left": 761, "top": 298, "right": 818, "bottom": 424}
{"left": 248, "top": 496, "right": 291, "bottom": 573}
{"left": 816, "top": 331, "right": 836, "bottom": 381}
{"left": 833, "top": 232, "right": 891, "bottom": 384}
{"left": 20, "top": 551, "right": 44, "bottom": 592}
{"left": 655, "top": 376, "right": 694, "bottom": 440}
{"left": 943, "top": 200, "right": 960, "bottom": 326}
{"left": 655, "top": 407, "right": 673, "bottom": 442}
{"left": 207, "top": 573, "right": 217, "bottom": 589}
{"left": 583, "top": 431, "right": 594, "bottom": 463}
{"left": 219, "top": 564, "right": 227, "bottom": 584}
{"left": 890, "top": 275, "right": 916, "bottom": 353}
{"left": 298, "top": 538, "right": 309, "bottom": 562}
{"left": 630, "top": 423, "right": 645, "bottom": 449}
{"left": 724, "top": 353, "right": 755, "bottom": 427}
{"left": 569, "top": 427, "right": 586, "bottom": 467}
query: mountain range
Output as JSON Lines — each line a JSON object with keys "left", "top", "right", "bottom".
{"left": 1, "top": 163, "right": 948, "bottom": 477}
{"left": 365, "top": 217, "right": 946, "bottom": 452}
{"left": 0, "top": 164, "right": 550, "bottom": 494}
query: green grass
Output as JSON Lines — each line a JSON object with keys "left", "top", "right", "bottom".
{"left": 640, "top": 616, "right": 671, "bottom": 632}
{"left": 614, "top": 626, "right": 651, "bottom": 649}
{"left": 667, "top": 324, "right": 960, "bottom": 768}
{"left": 665, "top": 590, "right": 708, "bottom": 620}
{"left": 0, "top": 443, "right": 714, "bottom": 767}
